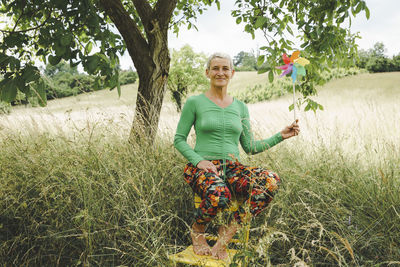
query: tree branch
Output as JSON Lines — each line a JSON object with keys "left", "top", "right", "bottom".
{"left": 0, "top": 13, "right": 51, "bottom": 34}
{"left": 99, "top": 0, "right": 153, "bottom": 76}
{"left": 154, "top": 0, "right": 178, "bottom": 30}
{"left": 131, "top": 0, "right": 153, "bottom": 33}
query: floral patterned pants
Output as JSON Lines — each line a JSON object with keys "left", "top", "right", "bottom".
{"left": 183, "top": 159, "right": 281, "bottom": 225}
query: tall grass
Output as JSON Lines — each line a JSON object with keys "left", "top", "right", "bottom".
{"left": 1, "top": 72, "right": 399, "bottom": 266}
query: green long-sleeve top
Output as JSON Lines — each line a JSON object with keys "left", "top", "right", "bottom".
{"left": 174, "top": 93, "right": 283, "bottom": 167}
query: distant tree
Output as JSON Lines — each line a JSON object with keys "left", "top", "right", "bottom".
{"left": 356, "top": 49, "right": 370, "bottom": 69}
{"left": 356, "top": 42, "right": 400, "bottom": 73}
{"left": 366, "top": 56, "right": 390, "bottom": 73}
{"left": 168, "top": 45, "right": 208, "bottom": 111}
{"left": 370, "top": 42, "right": 386, "bottom": 58}
{"left": 392, "top": 54, "right": 400, "bottom": 71}
{"left": 43, "top": 60, "right": 78, "bottom": 78}
{"left": 119, "top": 69, "right": 138, "bottom": 85}
{"left": 233, "top": 51, "right": 257, "bottom": 71}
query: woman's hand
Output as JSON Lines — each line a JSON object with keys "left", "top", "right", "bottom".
{"left": 281, "top": 119, "right": 300, "bottom": 140}
{"left": 197, "top": 160, "right": 218, "bottom": 174}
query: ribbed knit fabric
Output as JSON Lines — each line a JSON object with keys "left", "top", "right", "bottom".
{"left": 174, "top": 93, "right": 283, "bottom": 167}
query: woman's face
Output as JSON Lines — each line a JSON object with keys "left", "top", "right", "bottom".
{"left": 206, "top": 57, "right": 235, "bottom": 89}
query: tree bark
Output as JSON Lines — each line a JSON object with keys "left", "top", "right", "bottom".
{"left": 99, "top": 0, "right": 177, "bottom": 142}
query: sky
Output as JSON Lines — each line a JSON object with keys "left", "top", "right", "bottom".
{"left": 119, "top": 0, "right": 400, "bottom": 70}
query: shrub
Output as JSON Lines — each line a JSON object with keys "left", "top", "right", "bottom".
{"left": 119, "top": 69, "right": 138, "bottom": 85}
{"left": 232, "top": 68, "right": 363, "bottom": 104}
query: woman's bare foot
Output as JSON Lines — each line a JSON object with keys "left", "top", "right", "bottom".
{"left": 191, "top": 223, "right": 211, "bottom": 256}
{"left": 211, "top": 223, "right": 239, "bottom": 260}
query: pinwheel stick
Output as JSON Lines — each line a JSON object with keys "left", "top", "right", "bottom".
{"left": 292, "top": 83, "right": 296, "bottom": 122}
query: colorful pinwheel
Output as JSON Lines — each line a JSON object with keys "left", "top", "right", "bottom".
{"left": 276, "top": 51, "right": 310, "bottom": 121}
{"left": 276, "top": 51, "right": 310, "bottom": 83}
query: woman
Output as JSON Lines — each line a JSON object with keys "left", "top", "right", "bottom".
{"left": 174, "top": 52, "right": 299, "bottom": 260}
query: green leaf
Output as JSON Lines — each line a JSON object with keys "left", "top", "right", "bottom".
{"left": 236, "top": 17, "right": 242, "bottom": 24}
{"left": 54, "top": 41, "right": 67, "bottom": 56}
{"left": 257, "top": 55, "right": 265, "bottom": 66}
{"left": 0, "top": 79, "right": 17, "bottom": 102}
{"left": 0, "top": 53, "right": 10, "bottom": 66}
{"left": 257, "top": 67, "right": 269, "bottom": 74}
{"left": 22, "top": 65, "right": 40, "bottom": 83}
{"left": 254, "top": 16, "right": 268, "bottom": 29}
{"left": 355, "top": 2, "right": 362, "bottom": 14}
{"left": 365, "top": 6, "right": 370, "bottom": 19}
{"left": 268, "top": 70, "right": 274, "bottom": 83}
{"left": 287, "top": 25, "right": 294, "bottom": 36}
{"left": 85, "top": 42, "right": 93, "bottom": 54}
{"left": 9, "top": 57, "right": 20, "bottom": 71}
{"left": 32, "top": 80, "right": 47, "bottom": 107}
{"left": 60, "top": 34, "right": 72, "bottom": 46}
{"left": 86, "top": 55, "right": 100, "bottom": 74}
{"left": 4, "top": 34, "right": 22, "bottom": 47}
{"left": 48, "top": 55, "right": 61, "bottom": 65}
{"left": 117, "top": 79, "right": 121, "bottom": 98}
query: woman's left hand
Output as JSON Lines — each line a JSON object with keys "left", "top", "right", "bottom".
{"left": 281, "top": 119, "right": 300, "bottom": 140}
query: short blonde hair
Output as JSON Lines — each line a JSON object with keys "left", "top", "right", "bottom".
{"left": 206, "top": 52, "right": 234, "bottom": 70}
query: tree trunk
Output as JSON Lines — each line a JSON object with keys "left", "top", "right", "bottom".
{"left": 131, "top": 53, "right": 169, "bottom": 142}
{"left": 99, "top": 0, "right": 176, "bottom": 143}
{"left": 129, "top": 16, "right": 171, "bottom": 142}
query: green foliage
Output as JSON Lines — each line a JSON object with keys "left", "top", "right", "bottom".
{"left": 356, "top": 42, "right": 400, "bottom": 73}
{"left": 234, "top": 51, "right": 258, "bottom": 71}
{"left": 0, "top": 0, "right": 125, "bottom": 105}
{"left": 119, "top": 69, "right": 138, "bottom": 86}
{"left": 232, "top": 0, "right": 370, "bottom": 112}
{"left": 232, "top": 68, "right": 363, "bottom": 105}
{"left": 168, "top": 45, "right": 208, "bottom": 111}
{"left": 44, "top": 60, "right": 79, "bottom": 77}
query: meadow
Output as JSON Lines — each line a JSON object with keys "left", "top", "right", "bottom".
{"left": 0, "top": 72, "right": 399, "bottom": 266}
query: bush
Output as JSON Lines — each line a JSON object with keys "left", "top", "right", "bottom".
{"left": 232, "top": 68, "right": 363, "bottom": 104}
{"left": 356, "top": 42, "right": 400, "bottom": 72}
{"left": 119, "top": 69, "right": 138, "bottom": 85}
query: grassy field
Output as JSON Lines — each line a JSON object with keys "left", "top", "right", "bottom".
{"left": 0, "top": 72, "right": 399, "bottom": 266}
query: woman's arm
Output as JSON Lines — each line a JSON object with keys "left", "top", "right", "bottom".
{"left": 239, "top": 103, "right": 283, "bottom": 154}
{"left": 174, "top": 97, "right": 205, "bottom": 166}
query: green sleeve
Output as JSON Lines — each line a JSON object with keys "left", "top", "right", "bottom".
{"left": 239, "top": 102, "right": 283, "bottom": 154}
{"left": 173, "top": 97, "right": 204, "bottom": 166}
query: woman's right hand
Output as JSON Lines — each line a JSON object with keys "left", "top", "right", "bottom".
{"left": 196, "top": 160, "right": 218, "bottom": 174}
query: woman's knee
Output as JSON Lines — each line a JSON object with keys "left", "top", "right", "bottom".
{"left": 205, "top": 185, "right": 231, "bottom": 210}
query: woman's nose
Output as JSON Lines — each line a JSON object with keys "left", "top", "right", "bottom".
{"left": 216, "top": 69, "right": 224, "bottom": 75}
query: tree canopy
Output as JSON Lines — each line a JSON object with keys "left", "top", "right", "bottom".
{"left": 232, "top": 0, "right": 369, "bottom": 110}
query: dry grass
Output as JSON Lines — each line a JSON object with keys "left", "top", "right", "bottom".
{"left": 1, "top": 71, "right": 399, "bottom": 266}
